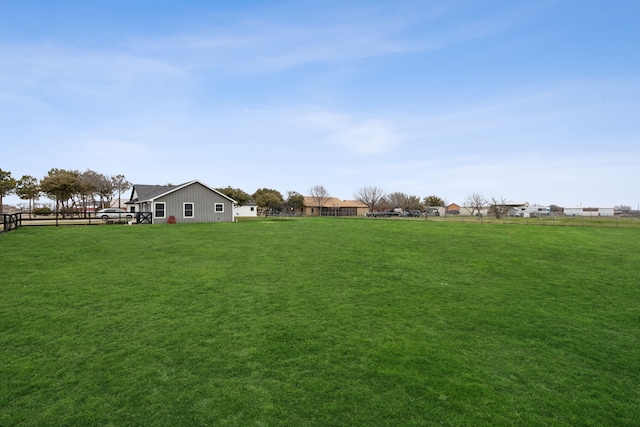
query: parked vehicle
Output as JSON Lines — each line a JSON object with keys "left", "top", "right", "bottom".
{"left": 366, "top": 211, "right": 402, "bottom": 217}
{"left": 95, "top": 208, "right": 132, "bottom": 222}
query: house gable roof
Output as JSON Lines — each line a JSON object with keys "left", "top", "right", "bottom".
{"left": 128, "top": 180, "right": 236, "bottom": 204}
{"left": 303, "top": 196, "right": 367, "bottom": 209}
{"left": 128, "top": 184, "right": 177, "bottom": 203}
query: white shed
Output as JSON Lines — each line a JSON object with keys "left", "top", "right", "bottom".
{"left": 234, "top": 203, "right": 258, "bottom": 217}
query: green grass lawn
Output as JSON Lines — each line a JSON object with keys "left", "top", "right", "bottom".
{"left": 1, "top": 218, "right": 639, "bottom": 426}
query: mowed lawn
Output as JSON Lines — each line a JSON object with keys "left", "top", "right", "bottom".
{"left": 1, "top": 219, "right": 639, "bottom": 426}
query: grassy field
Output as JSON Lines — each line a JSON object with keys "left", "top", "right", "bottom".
{"left": 1, "top": 218, "right": 639, "bottom": 426}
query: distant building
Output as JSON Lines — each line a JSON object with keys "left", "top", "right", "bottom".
{"left": 564, "top": 207, "right": 615, "bottom": 217}
{"left": 234, "top": 202, "right": 258, "bottom": 217}
{"left": 446, "top": 203, "right": 460, "bottom": 215}
{"left": 511, "top": 205, "right": 551, "bottom": 217}
{"left": 303, "top": 197, "right": 368, "bottom": 217}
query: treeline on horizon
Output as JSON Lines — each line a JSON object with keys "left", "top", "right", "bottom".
{"left": 0, "top": 168, "right": 451, "bottom": 215}
{"left": 2, "top": 167, "right": 633, "bottom": 217}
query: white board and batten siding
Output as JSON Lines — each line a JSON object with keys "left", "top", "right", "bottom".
{"left": 153, "top": 181, "right": 234, "bottom": 224}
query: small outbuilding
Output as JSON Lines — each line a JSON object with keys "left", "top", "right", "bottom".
{"left": 127, "top": 180, "right": 236, "bottom": 224}
{"left": 234, "top": 202, "right": 258, "bottom": 217}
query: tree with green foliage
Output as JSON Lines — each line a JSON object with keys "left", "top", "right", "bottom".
{"left": 0, "top": 168, "right": 17, "bottom": 214}
{"left": 15, "top": 175, "right": 41, "bottom": 218}
{"left": 40, "top": 169, "right": 80, "bottom": 216}
{"left": 285, "top": 191, "right": 305, "bottom": 215}
{"left": 423, "top": 195, "right": 445, "bottom": 208}
{"left": 253, "top": 188, "right": 284, "bottom": 215}
{"left": 216, "top": 186, "right": 251, "bottom": 206}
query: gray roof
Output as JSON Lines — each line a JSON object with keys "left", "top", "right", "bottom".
{"left": 127, "top": 180, "right": 236, "bottom": 204}
{"left": 128, "top": 184, "right": 179, "bottom": 203}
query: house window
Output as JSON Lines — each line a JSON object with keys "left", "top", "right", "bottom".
{"left": 215, "top": 203, "right": 224, "bottom": 213}
{"left": 184, "top": 203, "right": 194, "bottom": 218}
{"left": 155, "top": 202, "right": 165, "bottom": 218}
{"left": 250, "top": 206, "right": 255, "bottom": 212}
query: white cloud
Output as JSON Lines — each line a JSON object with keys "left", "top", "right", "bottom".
{"left": 0, "top": 43, "right": 181, "bottom": 85}
{"left": 335, "top": 119, "right": 401, "bottom": 154}
{"left": 121, "top": 2, "right": 538, "bottom": 74}
{"left": 294, "top": 112, "right": 401, "bottom": 154}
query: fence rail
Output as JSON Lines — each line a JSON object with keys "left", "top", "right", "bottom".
{"left": 1, "top": 212, "right": 154, "bottom": 229}
{"left": 1, "top": 213, "right": 21, "bottom": 233}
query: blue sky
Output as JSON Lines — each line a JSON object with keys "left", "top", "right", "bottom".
{"left": 2, "top": 0, "right": 639, "bottom": 207}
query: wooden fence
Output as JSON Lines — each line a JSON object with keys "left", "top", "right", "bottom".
{"left": 1, "top": 213, "right": 21, "bottom": 233}
{"left": 2, "top": 212, "right": 154, "bottom": 229}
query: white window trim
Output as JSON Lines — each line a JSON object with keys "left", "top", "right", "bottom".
{"left": 183, "top": 202, "right": 194, "bottom": 218}
{"left": 215, "top": 203, "right": 224, "bottom": 213}
{"left": 154, "top": 202, "right": 166, "bottom": 219}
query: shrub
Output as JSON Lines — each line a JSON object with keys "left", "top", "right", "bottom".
{"left": 33, "top": 206, "right": 52, "bottom": 216}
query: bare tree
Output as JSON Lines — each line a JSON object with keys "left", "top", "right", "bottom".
{"left": 79, "top": 170, "right": 113, "bottom": 209}
{"left": 377, "top": 197, "right": 394, "bottom": 212}
{"left": 309, "top": 185, "right": 330, "bottom": 216}
{"left": 465, "top": 193, "right": 487, "bottom": 218}
{"left": 112, "top": 174, "right": 131, "bottom": 208}
{"left": 354, "top": 186, "right": 385, "bottom": 213}
{"left": 386, "top": 192, "right": 408, "bottom": 211}
{"left": 488, "top": 197, "right": 510, "bottom": 219}
{"left": 80, "top": 170, "right": 104, "bottom": 210}
{"left": 405, "top": 195, "right": 422, "bottom": 211}
{"left": 95, "top": 176, "right": 115, "bottom": 209}
{"left": 615, "top": 205, "right": 632, "bottom": 215}
{"left": 441, "top": 197, "right": 449, "bottom": 217}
